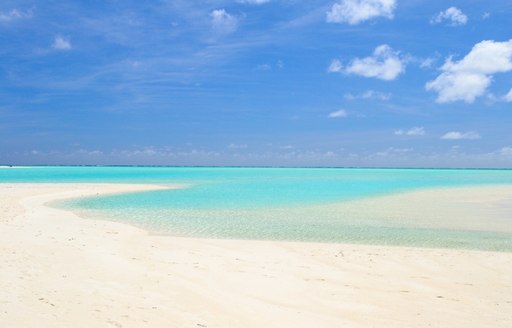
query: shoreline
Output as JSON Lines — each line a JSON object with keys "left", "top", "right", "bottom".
{"left": 1, "top": 182, "right": 512, "bottom": 327}
{"left": 59, "top": 182, "right": 512, "bottom": 251}
{"left": 2, "top": 164, "right": 512, "bottom": 170}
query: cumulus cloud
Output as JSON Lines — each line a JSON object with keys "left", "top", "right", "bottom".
{"left": 326, "top": 0, "right": 396, "bottom": 25}
{"left": 52, "top": 36, "right": 72, "bottom": 50}
{"left": 504, "top": 88, "right": 512, "bottom": 102}
{"left": 431, "top": 7, "right": 468, "bottom": 26}
{"left": 441, "top": 131, "right": 480, "bottom": 140}
{"left": 211, "top": 9, "right": 238, "bottom": 35}
{"left": 340, "top": 44, "right": 405, "bottom": 80}
{"left": 395, "top": 127, "right": 425, "bottom": 136}
{"left": 426, "top": 39, "right": 512, "bottom": 103}
{"left": 0, "top": 8, "right": 32, "bottom": 23}
{"left": 328, "top": 109, "right": 347, "bottom": 118}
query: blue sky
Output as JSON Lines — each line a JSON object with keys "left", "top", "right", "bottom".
{"left": 1, "top": 0, "right": 512, "bottom": 167}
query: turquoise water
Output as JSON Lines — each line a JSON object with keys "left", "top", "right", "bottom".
{"left": 2, "top": 166, "right": 512, "bottom": 251}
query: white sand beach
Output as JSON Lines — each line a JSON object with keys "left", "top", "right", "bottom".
{"left": 1, "top": 183, "right": 512, "bottom": 327}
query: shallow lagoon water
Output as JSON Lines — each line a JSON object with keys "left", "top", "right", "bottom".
{"left": 2, "top": 166, "right": 512, "bottom": 251}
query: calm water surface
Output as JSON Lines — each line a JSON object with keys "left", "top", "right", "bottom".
{"left": 2, "top": 166, "right": 512, "bottom": 251}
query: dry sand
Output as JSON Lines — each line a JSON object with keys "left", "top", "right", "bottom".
{"left": 1, "top": 183, "right": 512, "bottom": 327}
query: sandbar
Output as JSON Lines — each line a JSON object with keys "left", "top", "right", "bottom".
{"left": 1, "top": 183, "right": 511, "bottom": 327}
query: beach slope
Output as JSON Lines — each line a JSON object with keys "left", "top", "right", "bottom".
{"left": 1, "top": 183, "right": 511, "bottom": 327}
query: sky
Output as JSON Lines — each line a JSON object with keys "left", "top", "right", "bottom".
{"left": 1, "top": 0, "right": 512, "bottom": 167}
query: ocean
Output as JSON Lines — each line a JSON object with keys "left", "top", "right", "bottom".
{"left": 2, "top": 166, "right": 512, "bottom": 251}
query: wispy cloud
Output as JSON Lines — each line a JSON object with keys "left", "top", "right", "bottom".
{"left": 430, "top": 7, "right": 468, "bottom": 26}
{"left": 328, "top": 109, "right": 347, "bottom": 118}
{"left": 374, "top": 147, "right": 413, "bottom": 157}
{"left": 500, "top": 147, "right": 512, "bottom": 156}
{"left": 112, "top": 147, "right": 221, "bottom": 158}
{"left": 441, "top": 131, "right": 480, "bottom": 140}
{"left": 256, "top": 64, "right": 271, "bottom": 71}
{"left": 228, "top": 143, "right": 248, "bottom": 149}
{"left": 237, "top": 0, "right": 271, "bottom": 4}
{"left": 345, "top": 90, "right": 391, "bottom": 100}
{"left": 326, "top": 0, "right": 396, "bottom": 25}
{"left": 52, "top": 36, "right": 72, "bottom": 50}
{"left": 395, "top": 127, "right": 425, "bottom": 136}
{"left": 327, "top": 59, "right": 343, "bottom": 73}
{"left": 0, "top": 8, "right": 33, "bottom": 23}
{"left": 254, "top": 60, "right": 284, "bottom": 71}
{"left": 419, "top": 56, "right": 438, "bottom": 69}
{"left": 332, "top": 44, "right": 406, "bottom": 80}
{"left": 426, "top": 39, "right": 512, "bottom": 103}
{"left": 504, "top": 88, "right": 512, "bottom": 102}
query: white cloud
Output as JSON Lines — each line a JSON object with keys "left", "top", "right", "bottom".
{"left": 482, "top": 12, "right": 490, "bottom": 20}
{"left": 111, "top": 147, "right": 220, "bottom": 159}
{"left": 72, "top": 149, "right": 104, "bottom": 156}
{"left": 237, "top": 0, "right": 271, "bottom": 4}
{"left": 427, "top": 72, "right": 490, "bottom": 103}
{"left": 328, "top": 109, "right": 347, "bottom": 118}
{"left": 361, "top": 89, "right": 391, "bottom": 100}
{"left": 426, "top": 39, "right": 512, "bottom": 103}
{"left": 256, "top": 61, "right": 283, "bottom": 71}
{"left": 328, "top": 59, "right": 343, "bottom": 73}
{"left": 344, "top": 44, "right": 405, "bottom": 80}
{"left": 345, "top": 90, "right": 391, "bottom": 100}
{"left": 395, "top": 127, "right": 425, "bottom": 136}
{"left": 211, "top": 9, "right": 238, "bottom": 35}
{"left": 431, "top": 7, "right": 468, "bottom": 26}
{"left": 52, "top": 36, "right": 72, "bottom": 50}
{"left": 0, "top": 8, "right": 32, "bottom": 23}
{"left": 504, "top": 88, "right": 512, "bottom": 102}
{"left": 420, "top": 57, "right": 436, "bottom": 69}
{"left": 256, "top": 64, "right": 271, "bottom": 71}
{"left": 228, "top": 143, "right": 248, "bottom": 149}
{"left": 374, "top": 147, "right": 413, "bottom": 157}
{"left": 441, "top": 131, "right": 480, "bottom": 140}
{"left": 500, "top": 147, "right": 512, "bottom": 156}
{"left": 326, "top": 0, "right": 396, "bottom": 25}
